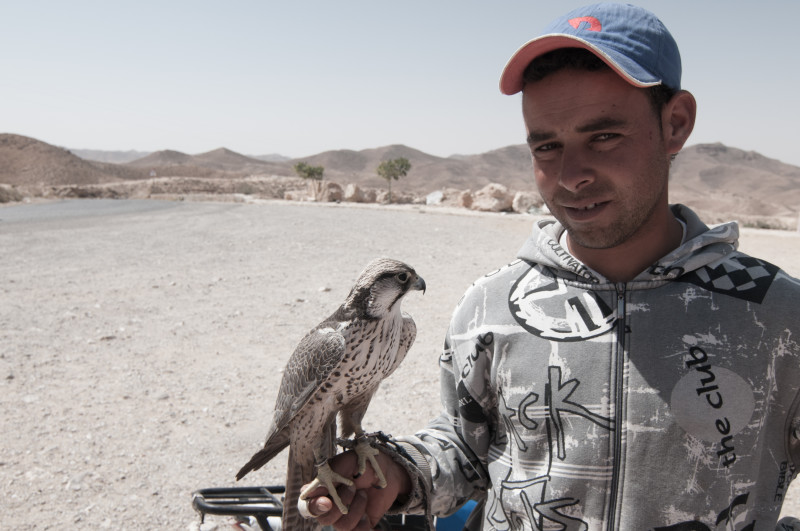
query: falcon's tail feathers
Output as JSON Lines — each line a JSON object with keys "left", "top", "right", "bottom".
{"left": 235, "top": 431, "right": 289, "bottom": 481}
{"left": 282, "top": 447, "right": 320, "bottom": 530}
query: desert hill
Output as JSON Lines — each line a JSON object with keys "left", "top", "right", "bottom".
{"left": 123, "top": 148, "right": 272, "bottom": 179}
{"left": 71, "top": 148, "right": 290, "bottom": 164}
{"left": 191, "top": 148, "right": 288, "bottom": 174}
{"left": 0, "top": 134, "right": 148, "bottom": 186}
{"left": 2, "top": 133, "right": 800, "bottom": 227}
{"left": 69, "top": 148, "right": 150, "bottom": 164}
{"left": 669, "top": 143, "right": 800, "bottom": 218}
{"left": 289, "top": 143, "right": 537, "bottom": 192}
{"left": 125, "top": 147, "right": 297, "bottom": 178}
{"left": 128, "top": 149, "right": 194, "bottom": 167}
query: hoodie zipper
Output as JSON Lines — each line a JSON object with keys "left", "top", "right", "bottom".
{"left": 607, "top": 283, "right": 627, "bottom": 531}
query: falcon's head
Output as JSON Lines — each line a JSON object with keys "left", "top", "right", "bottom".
{"left": 347, "top": 258, "right": 425, "bottom": 319}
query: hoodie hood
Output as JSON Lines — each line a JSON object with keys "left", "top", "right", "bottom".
{"left": 517, "top": 204, "right": 739, "bottom": 285}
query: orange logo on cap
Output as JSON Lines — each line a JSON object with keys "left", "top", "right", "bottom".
{"left": 569, "top": 16, "right": 602, "bottom": 32}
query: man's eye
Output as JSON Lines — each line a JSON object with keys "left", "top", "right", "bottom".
{"left": 594, "top": 133, "right": 619, "bottom": 141}
{"left": 534, "top": 143, "right": 559, "bottom": 152}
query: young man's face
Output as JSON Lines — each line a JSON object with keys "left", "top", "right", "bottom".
{"left": 522, "top": 67, "right": 673, "bottom": 252}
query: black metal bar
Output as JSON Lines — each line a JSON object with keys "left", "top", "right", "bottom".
{"left": 191, "top": 485, "right": 438, "bottom": 530}
{"left": 192, "top": 485, "right": 285, "bottom": 530}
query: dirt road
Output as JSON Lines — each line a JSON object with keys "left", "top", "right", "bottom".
{"left": 2, "top": 199, "right": 798, "bottom": 528}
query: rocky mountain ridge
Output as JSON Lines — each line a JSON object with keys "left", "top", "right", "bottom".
{"left": 2, "top": 133, "right": 799, "bottom": 229}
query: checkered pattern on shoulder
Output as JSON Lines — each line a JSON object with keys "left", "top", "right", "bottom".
{"left": 681, "top": 255, "right": 780, "bottom": 304}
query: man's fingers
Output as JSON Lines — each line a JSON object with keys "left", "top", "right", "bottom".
{"left": 311, "top": 485, "right": 356, "bottom": 526}
{"left": 302, "top": 481, "right": 338, "bottom": 500}
{"left": 328, "top": 490, "right": 368, "bottom": 530}
{"left": 304, "top": 494, "right": 334, "bottom": 521}
{"left": 297, "top": 496, "right": 318, "bottom": 520}
{"left": 298, "top": 449, "right": 399, "bottom": 528}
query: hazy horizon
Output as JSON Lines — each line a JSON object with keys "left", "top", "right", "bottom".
{"left": 4, "top": 1, "right": 800, "bottom": 166}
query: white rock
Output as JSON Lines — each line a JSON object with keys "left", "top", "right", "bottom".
{"left": 471, "top": 183, "right": 513, "bottom": 212}
{"left": 426, "top": 191, "right": 444, "bottom": 205}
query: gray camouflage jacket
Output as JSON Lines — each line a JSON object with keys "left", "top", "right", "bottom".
{"left": 398, "top": 205, "right": 800, "bottom": 530}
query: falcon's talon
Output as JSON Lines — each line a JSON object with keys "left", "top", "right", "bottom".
{"left": 336, "top": 437, "right": 356, "bottom": 450}
{"left": 299, "top": 461, "right": 353, "bottom": 515}
{"left": 354, "top": 436, "right": 388, "bottom": 488}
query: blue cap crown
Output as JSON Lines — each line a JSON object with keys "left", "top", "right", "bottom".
{"left": 500, "top": 3, "right": 681, "bottom": 95}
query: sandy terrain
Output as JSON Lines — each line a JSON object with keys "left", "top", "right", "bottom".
{"left": 1, "top": 198, "right": 799, "bottom": 529}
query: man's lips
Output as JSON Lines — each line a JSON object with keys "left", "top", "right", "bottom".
{"left": 569, "top": 202, "right": 601, "bottom": 211}
{"left": 563, "top": 200, "right": 609, "bottom": 211}
{"left": 562, "top": 200, "right": 610, "bottom": 219}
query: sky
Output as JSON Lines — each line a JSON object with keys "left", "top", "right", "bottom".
{"left": 3, "top": 1, "right": 800, "bottom": 167}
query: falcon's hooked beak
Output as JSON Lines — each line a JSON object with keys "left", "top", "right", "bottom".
{"left": 412, "top": 275, "right": 426, "bottom": 295}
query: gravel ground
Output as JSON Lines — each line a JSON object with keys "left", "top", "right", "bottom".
{"left": 1, "top": 198, "right": 798, "bottom": 529}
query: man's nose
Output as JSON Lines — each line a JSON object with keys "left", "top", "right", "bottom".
{"left": 558, "top": 147, "right": 595, "bottom": 192}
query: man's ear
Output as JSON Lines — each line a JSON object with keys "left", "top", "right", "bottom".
{"left": 662, "top": 90, "right": 697, "bottom": 155}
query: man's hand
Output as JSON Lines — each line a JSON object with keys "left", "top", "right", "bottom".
{"left": 300, "top": 448, "right": 411, "bottom": 530}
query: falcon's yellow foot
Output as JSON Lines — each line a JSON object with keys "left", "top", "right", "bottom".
{"left": 299, "top": 461, "right": 354, "bottom": 515}
{"left": 354, "top": 436, "right": 387, "bottom": 488}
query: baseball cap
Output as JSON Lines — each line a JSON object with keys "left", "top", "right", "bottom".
{"left": 499, "top": 3, "right": 681, "bottom": 95}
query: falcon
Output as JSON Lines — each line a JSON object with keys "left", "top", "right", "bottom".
{"left": 236, "top": 258, "right": 425, "bottom": 530}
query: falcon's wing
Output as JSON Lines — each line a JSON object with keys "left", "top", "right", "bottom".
{"left": 270, "top": 324, "right": 346, "bottom": 431}
{"left": 235, "top": 326, "right": 345, "bottom": 482}
{"left": 387, "top": 312, "right": 417, "bottom": 377}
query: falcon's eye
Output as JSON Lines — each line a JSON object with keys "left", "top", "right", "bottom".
{"left": 396, "top": 272, "right": 409, "bottom": 283}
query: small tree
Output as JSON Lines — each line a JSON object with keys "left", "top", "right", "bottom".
{"left": 294, "top": 162, "right": 325, "bottom": 200}
{"left": 376, "top": 157, "right": 411, "bottom": 203}
{"left": 293, "top": 162, "right": 324, "bottom": 180}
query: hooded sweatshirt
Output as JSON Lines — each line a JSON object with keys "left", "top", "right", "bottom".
{"left": 398, "top": 205, "right": 800, "bottom": 530}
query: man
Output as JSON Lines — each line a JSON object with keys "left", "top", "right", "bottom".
{"left": 306, "top": 3, "right": 800, "bottom": 529}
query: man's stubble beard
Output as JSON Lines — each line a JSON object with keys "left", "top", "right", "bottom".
{"left": 548, "top": 156, "right": 671, "bottom": 251}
